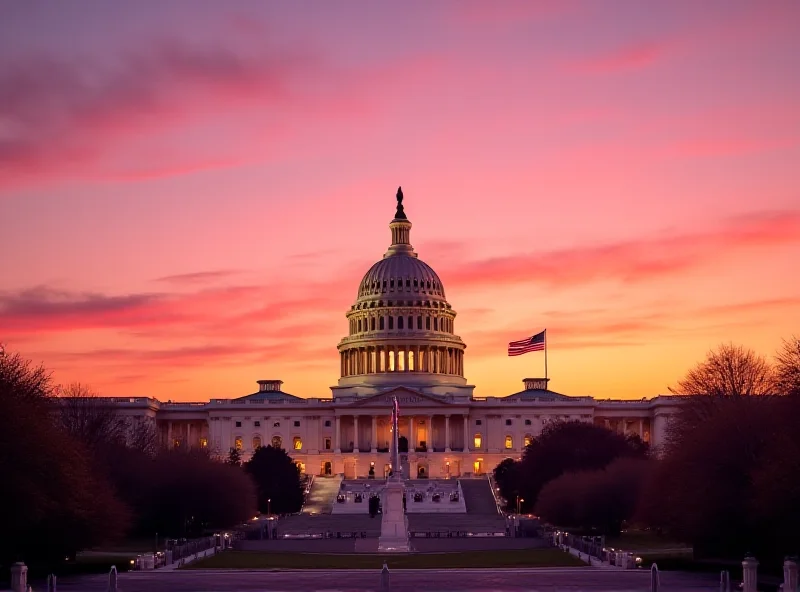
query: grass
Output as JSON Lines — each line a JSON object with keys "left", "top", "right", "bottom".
{"left": 186, "top": 548, "right": 586, "bottom": 570}
{"left": 605, "top": 531, "right": 691, "bottom": 552}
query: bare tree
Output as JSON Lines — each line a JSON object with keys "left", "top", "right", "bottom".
{"left": 127, "top": 417, "right": 161, "bottom": 456}
{"left": 670, "top": 343, "right": 774, "bottom": 397}
{"left": 774, "top": 336, "right": 800, "bottom": 397}
{"left": 57, "top": 382, "right": 127, "bottom": 450}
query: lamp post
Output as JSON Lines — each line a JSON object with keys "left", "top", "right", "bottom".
{"left": 267, "top": 498, "right": 271, "bottom": 520}
{"left": 516, "top": 496, "right": 524, "bottom": 515}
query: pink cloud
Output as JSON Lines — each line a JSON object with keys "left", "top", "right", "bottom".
{"left": 569, "top": 41, "right": 669, "bottom": 74}
{"left": 439, "top": 210, "right": 800, "bottom": 291}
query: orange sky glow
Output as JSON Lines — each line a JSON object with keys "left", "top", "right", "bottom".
{"left": 1, "top": 1, "right": 798, "bottom": 401}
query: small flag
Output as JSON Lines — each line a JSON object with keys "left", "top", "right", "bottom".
{"left": 508, "top": 330, "right": 546, "bottom": 356}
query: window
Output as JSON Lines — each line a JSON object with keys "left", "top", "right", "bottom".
{"left": 473, "top": 434, "right": 482, "bottom": 448}
{"left": 417, "top": 316, "right": 422, "bottom": 329}
{"left": 524, "top": 434, "right": 533, "bottom": 447}
{"left": 426, "top": 317, "right": 431, "bottom": 330}
{"left": 389, "top": 316, "right": 394, "bottom": 330}
{"left": 371, "top": 317, "right": 375, "bottom": 330}
{"left": 235, "top": 421, "right": 242, "bottom": 428}
{"left": 273, "top": 421, "right": 280, "bottom": 428}
{"left": 398, "top": 316, "right": 404, "bottom": 330}
{"left": 253, "top": 436, "right": 262, "bottom": 449}
{"left": 408, "top": 316, "right": 412, "bottom": 329}
{"left": 293, "top": 437, "right": 302, "bottom": 450}
{"left": 324, "top": 438, "right": 331, "bottom": 450}
{"left": 200, "top": 437, "right": 208, "bottom": 448}
{"left": 380, "top": 317, "right": 385, "bottom": 330}
{"left": 324, "top": 420, "right": 331, "bottom": 427}
{"left": 525, "top": 419, "right": 532, "bottom": 426}
{"left": 505, "top": 419, "right": 512, "bottom": 426}
{"left": 254, "top": 421, "right": 261, "bottom": 427}
{"left": 272, "top": 435, "right": 283, "bottom": 448}
{"left": 235, "top": 437, "right": 243, "bottom": 450}
{"left": 294, "top": 420, "right": 300, "bottom": 427}
{"left": 475, "top": 419, "right": 482, "bottom": 426}
{"left": 434, "top": 318, "right": 438, "bottom": 331}
{"left": 504, "top": 435, "right": 513, "bottom": 449}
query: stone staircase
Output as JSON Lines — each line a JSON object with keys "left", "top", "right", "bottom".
{"left": 276, "top": 513, "right": 382, "bottom": 537}
{"left": 302, "top": 475, "right": 342, "bottom": 515}
{"left": 460, "top": 478, "right": 501, "bottom": 515}
{"left": 407, "top": 513, "right": 506, "bottom": 535}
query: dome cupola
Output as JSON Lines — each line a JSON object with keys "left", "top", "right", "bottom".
{"left": 337, "top": 187, "right": 467, "bottom": 390}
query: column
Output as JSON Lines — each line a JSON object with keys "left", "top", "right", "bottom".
{"left": 639, "top": 418, "right": 644, "bottom": 439}
{"left": 371, "top": 415, "right": 377, "bottom": 452}
{"left": 427, "top": 415, "right": 433, "bottom": 449}
{"left": 463, "top": 415, "right": 468, "bottom": 450}
{"left": 187, "top": 423, "right": 192, "bottom": 448}
{"left": 404, "top": 348, "right": 409, "bottom": 372}
{"left": 335, "top": 416, "right": 341, "bottom": 453}
{"left": 353, "top": 415, "right": 359, "bottom": 453}
{"left": 445, "top": 414, "right": 451, "bottom": 452}
{"left": 167, "top": 421, "right": 173, "bottom": 447}
{"left": 409, "top": 416, "right": 415, "bottom": 450}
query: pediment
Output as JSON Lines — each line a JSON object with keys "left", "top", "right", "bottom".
{"left": 347, "top": 387, "right": 451, "bottom": 408}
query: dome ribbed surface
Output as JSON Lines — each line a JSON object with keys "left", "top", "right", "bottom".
{"left": 357, "top": 254, "right": 446, "bottom": 299}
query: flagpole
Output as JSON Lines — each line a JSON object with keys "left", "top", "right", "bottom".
{"left": 544, "top": 329, "right": 548, "bottom": 381}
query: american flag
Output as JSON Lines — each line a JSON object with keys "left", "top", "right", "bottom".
{"left": 508, "top": 330, "right": 546, "bottom": 356}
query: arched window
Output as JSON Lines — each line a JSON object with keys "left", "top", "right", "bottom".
{"left": 408, "top": 316, "right": 412, "bottom": 329}
{"left": 426, "top": 317, "right": 431, "bottom": 330}
{"left": 253, "top": 436, "right": 262, "bottom": 449}
{"left": 235, "top": 436, "right": 243, "bottom": 451}
{"left": 371, "top": 317, "right": 376, "bottom": 331}
{"left": 358, "top": 319, "right": 362, "bottom": 332}
{"left": 272, "top": 435, "right": 283, "bottom": 449}
{"left": 434, "top": 317, "right": 438, "bottom": 331}
{"left": 524, "top": 434, "right": 533, "bottom": 447}
{"left": 473, "top": 434, "right": 482, "bottom": 449}
{"left": 398, "top": 316, "right": 404, "bottom": 330}
{"left": 293, "top": 437, "right": 302, "bottom": 450}
{"left": 380, "top": 316, "right": 385, "bottom": 330}
{"left": 417, "top": 316, "right": 422, "bottom": 329}
{"left": 504, "top": 435, "right": 513, "bottom": 449}
{"left": 389, "top": 316, "right": 394, "bottom": 330}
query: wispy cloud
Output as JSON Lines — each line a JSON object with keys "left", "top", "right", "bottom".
{"left": 153, "top": 270, "right": 241, "bottom": 286}
{"left": 439, "top": 210, "right": 800, "bottom": 291}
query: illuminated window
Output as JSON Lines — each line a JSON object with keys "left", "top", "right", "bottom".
{"left": 524, "top": 434, "right": 533, "bottom": 447}
{"left": 252, "top": 436, "right": 262, "bottom": 449}
{"left": 324, "top": 438, "right": 331, "bottom": 450}
{"left": 200, "top": 437, "right": 208, "bottom": 448}
{"left": 473, "top": 434, "right": 482, "bottom": 448}
{"left": 293, "top": 437, "right": 303, "bottom": 450}
{"left": 504, "top": 435, "right": 513, "bottom": 449}
{"left": 272, "top": 435, "right": 283, "bottom": 449}
{"left": 173, "top": 439, "right": 180, "bottom": 448}
{"left": 234, "top": 437, "right": 243, "bottom": 451}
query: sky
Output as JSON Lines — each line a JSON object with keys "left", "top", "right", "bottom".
{"left": 1, "top": 0, "right": 799, "bottom": 401}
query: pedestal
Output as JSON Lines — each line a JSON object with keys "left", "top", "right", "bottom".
{"left": 378, "top": 478, "right": 409, "bottom": 552}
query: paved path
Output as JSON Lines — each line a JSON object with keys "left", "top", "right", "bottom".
{"left": 49, "top": 567, "right": 721, "bottom": 591}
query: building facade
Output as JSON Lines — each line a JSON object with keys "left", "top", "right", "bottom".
{"left": 108, "top": 188, "right": 680, "bottom": 478}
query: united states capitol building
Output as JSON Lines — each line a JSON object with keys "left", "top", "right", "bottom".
{"left": 110, "top": 189, "right": 680, "bottom": 479}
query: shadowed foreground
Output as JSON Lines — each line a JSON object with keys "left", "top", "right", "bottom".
{"left": 48, "top": 567, "right": 721, "bottom": 591}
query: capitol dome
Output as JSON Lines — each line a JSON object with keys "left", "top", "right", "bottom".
{"left": 336, "top": 187, "right": 467, "bottom": 391}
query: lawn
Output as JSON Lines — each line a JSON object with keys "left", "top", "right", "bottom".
{"left": 186, "top": 548, "right": 586, "bottom": 570}
{"left": 605, "top": 531, "right": 691, "bottom": 552}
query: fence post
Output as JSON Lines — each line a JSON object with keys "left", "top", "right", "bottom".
{"left": 107, "top": 565, "right": 118, "bottom": 592}
{"left": 742, "top": 555, "right": 758, "bottom": 592}
{"left": 650, "top": 563, "right": 659, "bottom": 592}
{"left": 785, "top": 557, "right": 799, "bottom": 592}
{"left": 380, "top": 562, "right": 390, "bottom": 591}
{"left": 10, "top": 563, "right": 28, "bottom": 592}
{"left": 720, "top": 570, "right": 730, "bottom": 592}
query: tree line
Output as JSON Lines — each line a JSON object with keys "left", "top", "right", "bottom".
{"left": 495, "top": 338, "right": 800, "bottom": 565}
{"left": 0, "top": 347, "right": 303, "bottom": 573}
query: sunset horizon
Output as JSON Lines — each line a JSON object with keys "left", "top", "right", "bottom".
{"left": 1, "top": 1, "right": 799, "bottom": 402}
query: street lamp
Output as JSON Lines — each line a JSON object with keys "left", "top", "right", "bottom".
{"left": 516, "top": 496, "right": 524, "bottom": 515}
{"left": 267, "top": 498, "right": 271, "bottom": 520}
